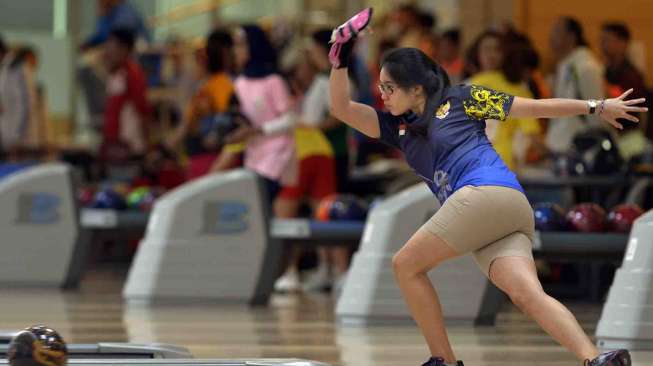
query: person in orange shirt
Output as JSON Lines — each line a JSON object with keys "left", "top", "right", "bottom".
{"left": 166, "top": 29, "right": 244, "bottom": 179}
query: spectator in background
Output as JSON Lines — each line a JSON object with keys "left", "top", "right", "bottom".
{"left": 470, "top": 36, "right": 544, "bottom": 170}
{"left": 385, "top": 4, "right": 423, "bottom": 49}
{"left": 600, "top": 22, "right": 649, "bottom": 160}
{"left": 349, "top": 43, "right": 385, "bottom": 168}
{"left": 359, "top": 39, "right": 401, "bottom": 166}
{"left": 463, "top": 30, "right": 503, "bottom": 81}
{"left": 273, "top": 30, "right": 349, "bottom": 293}
{"left": 224, "top": 25, "right": 296, "bottom": 201}
{"left": 0, "top": 40, "right": 32, "bottom": 155}
{"left": 600, "top": 23, "right": 646, "bottom": 108}
{"left": 0, "top": 35, "right": 5, "bottom": 120}
{"left": 387, "top": 5, "right": 439, "bottom": 60}
{"left": 416, "top": 11, "right": 439, "bottom": 62}
{"left": 522, "top": 41, "right": 552, "bottom": 100}
{"left": 547, "top": 17, "right": 604, "bottom": 153}
{"left": 10, "top": 47, "right": 51, "bottom": 151}
{"left": 498, "top": 25, "right": 552, "bottom": 100}
{"left": 81, "top": 0, "right": 150, "bottom": 51}
{"left": 370, "top": 39, "right": 397, "bottom": 110}
{"left": 77, "top": 0, "right": 150, "bottom": 128}
{"left": 166, "top": 29, "right": 242, "bottom": 179}
{"left": 101, "top": 28, "right": 150, "bottom": 161}
{"left": 439, "top": 29, "right": 463, "bottom": 84}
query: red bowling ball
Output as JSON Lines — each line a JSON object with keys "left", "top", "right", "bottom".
{"left": 607, "top": 204, "right": 644, "bottom": 233}
{"left": 77, "top": 187, "right": 96, "bottom": 207}
{"left": 566, "top": 203, "right": 606, "bottom": 232}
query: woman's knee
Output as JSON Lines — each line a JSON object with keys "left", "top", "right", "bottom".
{"left": 391, "top": 245, "right": 445, "bottom": 278}
{"left": 392, "top": 246, "right": 435, "bottom": 279}
{"left": 392, "top": 229, "right": 458, "bottom": 279}
{"left": 505, "top": 282, "right": 547, "bottom": 310}
{"left": 489, "top": 257, "right": 546, "bottom": 310}
{"left": 392, "top": 248, "right": 418, "bottom": 278}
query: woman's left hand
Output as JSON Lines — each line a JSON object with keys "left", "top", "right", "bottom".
{"left": 600, "top": 88, "right": 648, "bottom": 130}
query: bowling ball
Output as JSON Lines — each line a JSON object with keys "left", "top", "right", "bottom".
{"left": 91, "top": 188, "right": 127, "bottom": 210}
{"left": 8, "top": 325, "right": 67, "bottom": 366}
{"left": 607, "top": 204, "right": 644, "bottom": 233}
{"left": 199, "top": 112, "right": 240, "bottom": 148}
{"left": 533, "top": 203, "right": 567, "bottom": 231}
{"left": 566, "top": 203, "right": 606, "bottom": 232}
{"left": 572, "top": 128, "right": 623, "bottom": 175}
{"left": 126, "top": 186, "right": 151, "bottom": 210}
{"left": 77, "top": 187, "right": 96, "bottom": 207}
{"left": 316, "top": 194, "right": 369, "bottom": 221}
{"left": 138, "top": 189, "right": 160, "bottom": 212}
{"left": 112, "top": 182, "right": 131, "bottom": 197}
{"left": 552, "top": 153, "right": 587, "bottom": 177}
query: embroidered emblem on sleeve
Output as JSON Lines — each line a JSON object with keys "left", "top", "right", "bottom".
{"left": 463, "top": 85, "right": 510, "bottom": 121}
{"left": 435, "top": 101, "right": 451, "bottom": 119}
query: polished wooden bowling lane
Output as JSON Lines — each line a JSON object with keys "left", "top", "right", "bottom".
{"left": 0, "top": 266, "right": 651, "bottom": 366}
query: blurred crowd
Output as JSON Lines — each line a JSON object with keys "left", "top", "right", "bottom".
{"left": 1, "top": 0, "right": 652, "bottom": 292}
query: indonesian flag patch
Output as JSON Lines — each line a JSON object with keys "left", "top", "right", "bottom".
{"left": 399, "top": 122, "right": 406, "bottom": 136}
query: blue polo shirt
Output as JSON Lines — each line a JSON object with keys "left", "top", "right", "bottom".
{"left": 376, "top": 84, "right": 524, "bottom": 204}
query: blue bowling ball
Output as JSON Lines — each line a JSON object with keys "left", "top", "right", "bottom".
{"left": 199, "top": 112, "right": 240, "bottom": 147}
{"left": 91, "top": 188, "right": 127, "bottom": 210}
{"left": 316, "top": 194, "right": 369, "bottom": 221}
{"left": 533, "top": 202, "right": 566, "bottom": 231}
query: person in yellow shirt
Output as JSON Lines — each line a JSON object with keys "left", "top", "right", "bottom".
{"left": 470, "top": 39, "right": 543, "bottom": 170}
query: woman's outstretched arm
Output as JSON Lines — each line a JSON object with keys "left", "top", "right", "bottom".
{"left": 509, "top": 88, "right": 647, "bottom": 130}
{"left": 329, "top": 67, "right": 381, "bottom": 138}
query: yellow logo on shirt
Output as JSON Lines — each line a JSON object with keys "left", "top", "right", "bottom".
{"left": 463, "top": 85, "right": 510, "bottom": 121}
{"left": 435, "top": 101, "right": 451, "bottom": 119}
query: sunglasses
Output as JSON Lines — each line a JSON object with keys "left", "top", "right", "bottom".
{"left": 377, "top": 82, "right": 397, "bottom": 96}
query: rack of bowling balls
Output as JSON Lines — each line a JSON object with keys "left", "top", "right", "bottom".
{"left": 77, "top": 182, "right": 164, "bottom": 213}
{"left": 532, "top": 201, "right": 642, "bottom": 302}
{"left": 76, "top": 180, "right": 169, "bottom": 261}
{"left": 78, "top": 185, "right": 372, "bottom": 220}
{"left": 533, "top": 202, "right": 643, "bottom": 233}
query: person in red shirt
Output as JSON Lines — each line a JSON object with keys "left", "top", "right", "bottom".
{"left": 101, "top": 28, "right": 150, "bottom": 161}
{"left": 600, "top": 22, "right": 647, "bottom": 132}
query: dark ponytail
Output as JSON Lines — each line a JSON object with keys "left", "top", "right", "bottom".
{"left": 381, "top": 48, "right": 451, "bottom": 136}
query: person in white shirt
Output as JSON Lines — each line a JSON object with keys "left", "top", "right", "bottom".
{"left": 548, "top": 17, "right": 605, "bottom": 153}
{"left": 0, "top": 44, "right": 32, "bottom": 154}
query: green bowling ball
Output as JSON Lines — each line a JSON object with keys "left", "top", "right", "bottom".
{"left": 126, "top": 187, "right": 151, "bottom": 210}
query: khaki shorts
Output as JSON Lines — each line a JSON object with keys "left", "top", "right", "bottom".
{"left": 422, "top": 185, "right": 535, "bottom": 278}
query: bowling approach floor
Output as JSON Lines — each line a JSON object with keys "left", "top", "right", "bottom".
{"left": 1, "top": 266, "right": 652, "bottom": 366}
